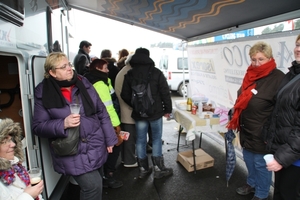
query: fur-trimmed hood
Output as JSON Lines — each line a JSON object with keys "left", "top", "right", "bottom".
{"left": 0, "top": 118, "right": 24, "bottom": 170}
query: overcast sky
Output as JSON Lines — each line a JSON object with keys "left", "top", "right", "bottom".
{"left": 70, "top": 9, "right": 181, "bottom": 58}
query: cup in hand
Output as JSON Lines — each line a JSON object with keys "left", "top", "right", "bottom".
{"left": 263, "top": 154, "right": 274, "bottom": 164}
{"left": 28, "top": 168, "right": 42, "bottom": 186}
{"left": 70, "top": 103, "right": 80, "bottom": 114}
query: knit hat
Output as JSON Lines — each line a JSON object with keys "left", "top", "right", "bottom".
{"left": 135, "top": 48, "right": 150, "bottom": 56}
{"left": 0, "top": 118, "right": 24, "bottom": 170}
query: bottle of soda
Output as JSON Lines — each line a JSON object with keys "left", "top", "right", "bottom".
{"left": 186, "top": 97, "right": 192, "bottom": 111}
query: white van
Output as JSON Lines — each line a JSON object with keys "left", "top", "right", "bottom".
{"left": 159, "top": 49, "right": 189, "bottom": 96}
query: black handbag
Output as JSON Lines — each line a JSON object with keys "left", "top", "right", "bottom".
{"left": 51, "top": 125, "right": 80, "bottom": 156}
{"left": 51, "top": 93, "right": 80, "bottom": 156}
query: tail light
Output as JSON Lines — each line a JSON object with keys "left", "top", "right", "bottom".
{"left": 168, "top": 71, "right": 171, "bottom": 80}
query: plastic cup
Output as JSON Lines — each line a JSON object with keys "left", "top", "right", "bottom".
{"left": 28, "top": 168, "right": 42, "bottom": 186}
{"left": 70, "top": 104, "right": 80, "bottom": 114}
{"left": 263, "top": 154, "right": 274, "bottom": 164}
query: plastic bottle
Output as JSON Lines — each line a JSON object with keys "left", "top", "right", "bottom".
{"left": 197, "top": 102, "right": 203, "bottom": 117}
{"left": 186, "top": 97, "right": 192, "bottom": 111}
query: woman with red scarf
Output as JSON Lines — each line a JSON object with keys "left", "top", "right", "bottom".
{"left": 227, "top": 42, "right": 284, "bottom": 200}
{"left": 0, "top": 118, "right": 44, "bottom": 200}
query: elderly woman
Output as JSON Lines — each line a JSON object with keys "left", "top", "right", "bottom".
{"left": 264, "top": 34, "right": 300, "bottom": 200}
{"left": 0, "top": 118, "right": 44, "bottom": 200}
{"left": 227, "top": 42, "right": 285, "bottom": 200}
{"left": 32, "top": 52, "right": 117, "bottom": 200}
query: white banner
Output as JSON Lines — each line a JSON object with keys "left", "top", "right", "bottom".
{"left": 187, "top": 32, "right": 299, "bottom": 109}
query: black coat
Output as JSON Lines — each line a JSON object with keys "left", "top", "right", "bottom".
{"left": 264, "top": 61, "right": 300, "bottom": 168}
{"left": 73, "top": 49, "right": 91, "bottom": 75}
{"left": 121, "top": 53, "right": 172, "bottom": 121}
{"left": 239, "top": 68, "right": 284, "bottom": 154}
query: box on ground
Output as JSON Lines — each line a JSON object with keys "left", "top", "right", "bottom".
{"left": 177, "top": 148, "right": 214, "bottom": 172}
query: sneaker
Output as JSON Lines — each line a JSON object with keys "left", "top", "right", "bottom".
{"left": 236, "top": 184, "right": 255, "bottom": 195}
{"left": 251, "top": 196, "right": 267, "bottom": 200}
{"left": 124, "top": 162, "right": 138, "bottom": 168}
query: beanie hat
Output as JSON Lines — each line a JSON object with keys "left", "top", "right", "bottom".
{"left": 0, "top": 118, "right": 24, "bottom": 170}
{"left": 135, "top": 48, "right": 150, "bottom": 56}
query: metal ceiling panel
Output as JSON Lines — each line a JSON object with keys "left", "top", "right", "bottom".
{"left": 64, "top": 0, "right": 300, "bottom": 41}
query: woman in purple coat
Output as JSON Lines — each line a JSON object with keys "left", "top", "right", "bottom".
{"left": 32, "top": 52, "right": 117, "bottom": 200}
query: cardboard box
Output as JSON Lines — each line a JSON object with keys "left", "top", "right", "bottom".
{"left": 177, "top": 148, "right": 214, "bottom": 172}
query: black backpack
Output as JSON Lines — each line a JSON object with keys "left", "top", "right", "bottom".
{"left": 129, "top": 68, "right": 155, "bottom": 118}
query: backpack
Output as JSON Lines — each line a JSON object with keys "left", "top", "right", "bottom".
{"left": 129, "top": 68, "right": 155, "bottom": 118}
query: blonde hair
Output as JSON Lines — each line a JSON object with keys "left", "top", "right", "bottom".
{"left": 44, "top": 52, "right": 67, "bottom": 78}
{"left": 249, "top": 41, "right": 273, "bottom": 59}
{"left": 296, "top": 34, "right": 300, "bottom": 43}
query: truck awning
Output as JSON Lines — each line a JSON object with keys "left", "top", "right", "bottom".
{"left": 64, "top": 0, "right": 300, "bottom": 42}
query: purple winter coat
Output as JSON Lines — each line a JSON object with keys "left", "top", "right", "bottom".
{"left": 32, "top": 76, "right": 118, "bottom": 176}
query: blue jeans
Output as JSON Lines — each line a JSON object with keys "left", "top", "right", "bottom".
{"left": 243, "top": 149, "right": 272, "bottom": 199}
{"left": 73, "top": 167, "right": 103, "bottom": 200}
{"left": 135, "top": 118, "right": 162, "bottom": 159}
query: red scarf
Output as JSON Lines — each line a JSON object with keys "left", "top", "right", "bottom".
{"left": 0, "top": 163, "right": 39, "bottom": 200}
{"left": 227, "top": 58, "right": 276, "bottom": 130}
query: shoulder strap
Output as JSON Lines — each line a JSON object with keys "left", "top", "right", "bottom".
{"left": 277, "top": 73, "right": 300, "bottom": 97}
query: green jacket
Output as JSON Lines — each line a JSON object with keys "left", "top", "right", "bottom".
{"left": 93, "top": 78, "right": 120, "bottom": 127}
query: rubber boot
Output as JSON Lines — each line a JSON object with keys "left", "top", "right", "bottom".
{"left": 103, "top": 172, "right": 123, "bottom": 189}
{"left": 138, "top": 157, "right": 152, "bottom": 178}
{"left": 151, "top": 156, "right": 173, "bottom": 179}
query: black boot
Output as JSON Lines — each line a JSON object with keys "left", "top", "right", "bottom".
{"left": 138, "top": 157, "right": 152, "bottom": 178}
{"left": 151, "top": 156, "right": 173, "bottom": 179}
{"left": 103, "top": 172, "right": 123, "bottom": 189}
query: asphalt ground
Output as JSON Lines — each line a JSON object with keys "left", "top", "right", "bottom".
{"left": 61, "top": 93, "right": 274, "bottom": 200}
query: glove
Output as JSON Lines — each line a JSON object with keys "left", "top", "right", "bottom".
{"left": 114, "top": 126, "right": 123, "bottom": 146}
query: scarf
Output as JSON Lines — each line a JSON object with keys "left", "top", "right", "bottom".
{"left": 0, "top": 163, "right": 39, "bottom": 200}
{"left": 42, "top": 70, "right": 96, "bottom": 116}
{"left": 85, "top": 69, "right": 109, "bottom": 86}
{"left": 227, "top": 58, "right": 276, "bottom": 130}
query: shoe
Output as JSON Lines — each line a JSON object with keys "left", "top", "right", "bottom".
{"left": 251, "top": 196, "right": 267, "bottom": 200}
{"left": 138, "top": 158, "right": 152, "bottom": 178}
{"left": 236, "top": 184, "right": 255, "bottom": 195}
{"left": 124, "top": 162, "right": 138, "bottom": 168}
{"left": 103, "top": 173, "right": 123, "bottom": 189}
{"left": 151, "top": 156, "right": 173, "bottom": 179}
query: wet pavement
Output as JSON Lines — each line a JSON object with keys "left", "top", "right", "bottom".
{"left": 61, "top": 94, "right": 274, "bottom": 200}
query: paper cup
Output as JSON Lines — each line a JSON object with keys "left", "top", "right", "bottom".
{"left": 263, "top": 154, "right": 274, "bottom": 164}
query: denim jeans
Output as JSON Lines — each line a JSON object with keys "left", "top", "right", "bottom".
{"left": 243, "top": 149, "right": 272, "bottom": 199}
{"left": 135, "top": 118, "right": 162, "bottom": 159}
{"left": 73, "top": 167, "right": 103, "bottom": 200}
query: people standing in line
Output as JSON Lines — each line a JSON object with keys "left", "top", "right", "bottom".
{"left": 117, "top": 49, "right": 129, "bottom": 70}
{"left": 32, "top": 52, "right": 117, "bottom": 200}
{"left": 121, "top": 48, "right": 173, "bottom": 179}
{"left": 115, "top": 53, "right": 138, "bottom": 168}
{"left": 227, "top": 42, "right": 285, "bottom": 200}
{"left": 100, "top": 49, "right": 119, "bottom": 88}
{"left": 73, "top": 40, "right": 92, "bottom": 75}
{"left": 84, "top": 58, "right": 123, "bottom": 189}
{"left": 0, "top": 118, "right": 44, "bottom": 200}
{"left": 263, "top": 34, "right": 300, "bottom": 200}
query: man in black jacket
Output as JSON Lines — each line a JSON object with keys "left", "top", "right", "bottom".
{"left": 121, "top": 48, "right": 173, "bottom": 179}
{"left": 73, "top": 40, "right": 92, "bottom": 75}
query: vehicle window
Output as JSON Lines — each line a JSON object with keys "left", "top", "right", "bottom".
{"left": 177, "top": 58, "right": 188, "bottom": 70}
{"left": 160, "top": 55, "right": 168, "bottom": 70}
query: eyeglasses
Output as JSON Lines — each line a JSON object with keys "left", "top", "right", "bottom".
{"left": 55, "top": 62, "right": 72, "bottom": 70}
{"left": 251, "top": 57, "right": 269, "bottom": 64}
{"left": 0, "top": 137, "right": 15, "bottom": 146}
